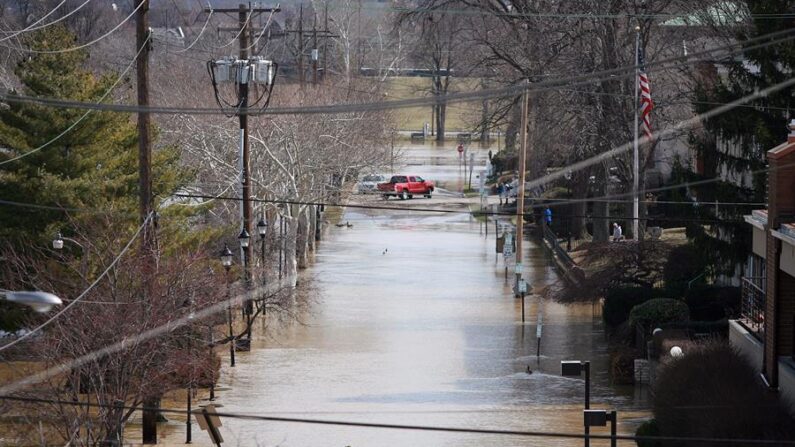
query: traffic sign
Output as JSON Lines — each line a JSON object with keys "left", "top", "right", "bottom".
{"left": 457, "top": 144, "right": 464, "bottom": 153}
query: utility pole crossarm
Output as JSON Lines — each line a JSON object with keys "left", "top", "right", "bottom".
{"left": 204, "top": 7, "right": 281, "bottom": 13}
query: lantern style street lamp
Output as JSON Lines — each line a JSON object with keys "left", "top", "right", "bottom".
{"left": 220, "top": 245, "right": 233, "bottom": 270}
{"left": 219, "top": 245, "right": 235, "bottom": 367}
{"left": 237, "top": 229, "right": 250, "bottom": 249}
{"left": 257, "top": 217, "right": 268, "bottom": 285}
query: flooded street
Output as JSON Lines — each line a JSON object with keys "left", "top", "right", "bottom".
{"left": 162, "top": 143, "right": 651, "bottom": 446}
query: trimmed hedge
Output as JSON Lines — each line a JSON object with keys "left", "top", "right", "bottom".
{"left": 603, "top": 287, "right": 668, "bottom": 327}
{"left": 628, "top": 298, "right": 690, "bottom": 329}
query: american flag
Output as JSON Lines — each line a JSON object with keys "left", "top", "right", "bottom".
{"left": 638, "top": 46, "right": 653, "bottom": 140}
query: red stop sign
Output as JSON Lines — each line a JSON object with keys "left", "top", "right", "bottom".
{"left": 457, "top": 145, "right": 464, "bottom": 153}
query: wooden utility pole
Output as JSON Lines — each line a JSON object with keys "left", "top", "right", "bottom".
{"left": 260, "top": 6, "right": 335, "bottom": 86}
{"left": 515, "top": 85, "right": 529, "bottom": 296}
{"left": 236, "top": 4, "right": 256, "bottom": 339}
{"left": 298, "top": 4, "right": 304, "bottom": 88}
{"left": 312, "top": 13, "right": 318, "bottom": 85}
{"left": 206, "top": 2, "right": 280, "bottom": 342}
{"left": 135, "top": 0, "right": 159, "bottom": 443}
{"left": 322, "top": 3, "right": 329, "bottom": 82}
{"left": 136, "top": 0, "right": 152, "bottom": 240}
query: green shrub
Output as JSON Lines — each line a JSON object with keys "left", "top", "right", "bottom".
{"left": 684, "top": 286, "right": 741, "bottom": 321}
{"left": 628, "top": 298, "right": 689, "bottom": 330}
{"left": 635, "top": 419, "right": 662, "bottom": 447}
{"left": 603, "top": 287, "right": 668, "bottom": 327}
{"left": 653, "top": 342, "right": 795, "bottom": 444}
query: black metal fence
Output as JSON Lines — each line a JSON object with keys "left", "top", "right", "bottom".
{"left": 740, "top": 276, "right": 766, "bottom": 340}
{"left": 542, "top": 223, "right": 575, "bottom": 267}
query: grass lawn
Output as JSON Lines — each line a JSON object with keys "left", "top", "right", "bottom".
{"left": 386, "top": 77, "right": 484, "bottom": 132}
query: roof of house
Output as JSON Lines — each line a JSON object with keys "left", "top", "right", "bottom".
{"left": 768, "top": 140, "right": 795, "bottom": 160}
{"left": 661, "top": 2, "right": 748, "bottom": 27}
{"left": 781, "top": 222, "right": 795, "bottom": 239}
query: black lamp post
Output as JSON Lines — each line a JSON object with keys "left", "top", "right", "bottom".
{"left": 238, "top": 229, "right": 253, "bottom": 343}
{"left": 220, "top": 245, "right": 234, "bottom": 367}
{"left": 583, "top": 410, "right": 617, "bottom": 447}
{"left": 562, "top": 360, "right": 591, "bottom": 447}
{"left": 278, "top": 208, "right": 285, "bottom": 280}
{"left": 257, "top": 216, "right": 268, "bottom": 280}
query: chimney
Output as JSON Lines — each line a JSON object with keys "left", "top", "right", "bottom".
{"left": 789, "top": 119, "right": 795, "bottom": 144}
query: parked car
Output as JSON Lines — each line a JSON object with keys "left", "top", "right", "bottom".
{"left": 377, "top": 175, "right": 434, "bottom": 200}
{"left": 357, "top": 174, "right": 387, "bottom": 194}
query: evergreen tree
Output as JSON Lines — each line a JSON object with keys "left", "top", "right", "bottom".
{"left": 0, "top": 26, "right": 184, "bottom": 243}
{"left": 689, "top": 0, "right": 795, "bottom": 275}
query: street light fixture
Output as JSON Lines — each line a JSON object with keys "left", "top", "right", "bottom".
{"left": 257, "top": 218, "right": 268, "bottom": 239}
{"left": 52, "top": 232, "right": 64, "bottom": 250}
{"left": 220, "top": 246, "right": 233, "bottom": 270}
{"left": 562, "top": 360, "right": 591, "bottom": 447}
{"left": 237, "top": 229, "right": 250, "bottom": 249}
{"left": 1, "top": 291, "right": 63, "bottom": 313}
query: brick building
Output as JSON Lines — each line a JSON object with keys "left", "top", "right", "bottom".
{"left": 732, "top": 120, "right": 795, "bottom": 412}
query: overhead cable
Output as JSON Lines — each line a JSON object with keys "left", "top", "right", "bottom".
{"left": 2, "top": 395, "right": 794, "bottom": 446}
{"left": 0, "top": 34, "right": 150, "bottom": 167}
{"left": 1, "top": 27, "right": 793, "bottom": 115}
{"left": 0, "top": 0, "right": 144, "bottom": 54}
{"left": 0, "top": 213, "right": 152, "bottom": 353}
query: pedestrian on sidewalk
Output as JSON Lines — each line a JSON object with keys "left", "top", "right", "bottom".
{"left": 497, "top": 182, "right": 504, "bottom": 205}
{"left": 612, "top": 222, "right": 623, "bottom": 242}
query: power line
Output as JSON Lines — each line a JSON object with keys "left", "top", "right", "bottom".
{"left": 169, "top": 7, "right": 215, "bottom": 54}
{"left": 337, "top": 2, "right": 795, "bottom": 21}
{"left": 2, "top": 395, "right": 794, "bottom": 445}
{"left": 0, "top": 213, "right": 152, "bottom": 353}
{"left": 0, "top": 0, "right": 85, "bottom": 43}
{"left": 0, "top": 0, "right": 143, "bottom": 54}
{"left": 2, "top": 27, "right": 793, "bottom": 116}
{"left": 0, "top": 274, "right": 295, "bottom": 395}
{"left": 0, "top": 34, "right": 150, "bottom": 167}
{"left": 171, "top": 192, "right": 745, "bottom": 224}
{"left": 522, "top": 75, "right": 795, "bottom": 196}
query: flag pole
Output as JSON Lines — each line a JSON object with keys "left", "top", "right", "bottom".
{"left": 632, "top": 25, "right": 640, "bottom": 241}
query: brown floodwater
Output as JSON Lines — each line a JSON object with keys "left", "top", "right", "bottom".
{"left": 158, "top": 142, "right": 651, "bottom": 446}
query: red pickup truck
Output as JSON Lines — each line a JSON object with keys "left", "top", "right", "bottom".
{"left": 377, "top": 175, "right": 434, "bottom": 200}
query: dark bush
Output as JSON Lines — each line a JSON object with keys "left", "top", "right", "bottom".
{"left": 603, "top": 287, "right": 668, "bottom": 327}
{"left": 663, "top": 243, "right": 706, "bottom": 297}
{"left": 684, "top": 286, "right": 741, "bottom": 321}
{"left": 629, "top": 299, "right": 689, "bottom": 330}
{"left": 0, "top": 301, "right": 28, "bottom": 332}
{"left": 635, "top": 419, "right": 662, "bottom": 447}
{"left": 609, "top": 347, "right": 638, "bottom": 385}
{"left": 653, "top": 342, "right": 795, "bottom": 445}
